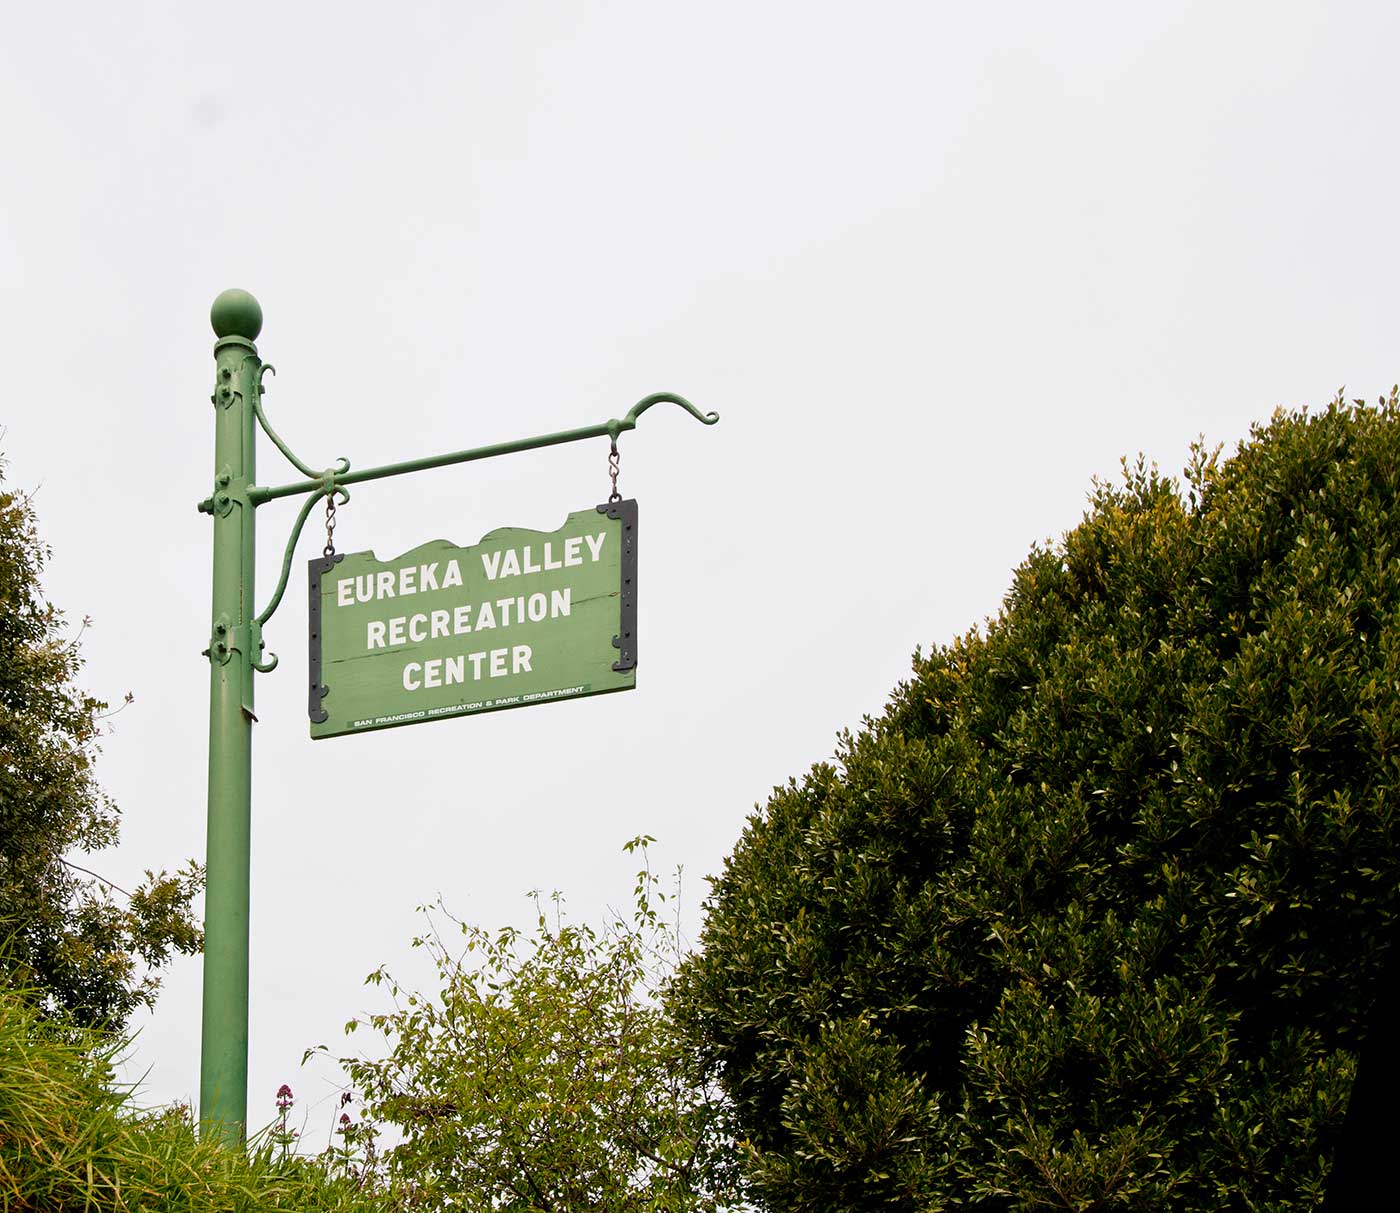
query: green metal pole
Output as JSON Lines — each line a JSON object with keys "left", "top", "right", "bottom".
{"left": 187, "top": 288, "right": 716, "bottom": 1144}
{"left": 199, "top": 288, "right": 263, "bottom": 1144}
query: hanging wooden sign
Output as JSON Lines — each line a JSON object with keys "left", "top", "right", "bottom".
{"left": 307, "top": 501, "right": 636, "bottom": 739}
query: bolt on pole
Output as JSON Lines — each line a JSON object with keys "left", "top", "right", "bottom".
{"left": 199, "top": 288, "right": 264, "bottom": 1144}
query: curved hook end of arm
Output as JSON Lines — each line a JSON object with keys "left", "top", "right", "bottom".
{"left": 247, "top": 621, "right": 279, "bottom": 673}
{"left": 621, "top": 393, "right": 720, "bottom": 432}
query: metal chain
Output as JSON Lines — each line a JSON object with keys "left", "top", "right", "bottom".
{"left": 323, "top": 491, "right": 338, "bottom": 557}
{"left": 608, "top": 441, "right": 621, "bottom": 503}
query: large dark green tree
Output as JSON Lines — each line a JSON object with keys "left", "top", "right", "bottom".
{"left": 1, "top": 455, "right": 202, "bottom": 1029}
{"left": 673, "top": 394, "right": 1400, "bottom": 1211}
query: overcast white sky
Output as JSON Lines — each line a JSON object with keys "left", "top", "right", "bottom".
{"left": 3, "top": 0, "right": 1398, "bottom": 1144}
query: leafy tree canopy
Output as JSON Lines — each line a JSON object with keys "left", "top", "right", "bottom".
{"left": 0, "top": 455, "right": 202, "bottom": 1029}
{"left": 673, "top": 394, "right": 1400, "bottom": 1211}
{"left": 333, "top": 838, "right": 743, "bottom": 1212}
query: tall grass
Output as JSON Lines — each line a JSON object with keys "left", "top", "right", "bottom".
{"left": 0, "top": 985, "right": 382, "bottom": 1211}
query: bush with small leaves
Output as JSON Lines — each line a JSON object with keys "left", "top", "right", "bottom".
{"left": 673, "top": 393, "right": 1399, "bottom": 1211}
{"left": 334, "top": 838, "right": 744, "bottom": 1212}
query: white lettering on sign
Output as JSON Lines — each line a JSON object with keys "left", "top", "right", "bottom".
{"left": 337, "top": 537, "right": 605, "bottom": 607}
{"left": 364, "top": 589, "right": 572, "bottom": 650}
{"left": 336, "top": 559, "right": 464, "bottom": 606}
{"left": 481, "top": 534, "right": 606, "bottom": 581}
{"left": 325, "top": 514, "right": 623, "bottom": 732}
{"left": 401, "top": 645, "right": 534, "bottom": 691}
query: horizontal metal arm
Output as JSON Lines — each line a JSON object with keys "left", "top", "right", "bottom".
{"left": 247, "top": 393, "right": 718, "bottom": 506}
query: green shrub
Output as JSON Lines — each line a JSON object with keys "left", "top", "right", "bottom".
{"left": 335, "top": 839, "right": 742, "bottom": 1212}
{"left": 674, "top": 394, "right": 1399, "bottom": 1211}
{"left": 0, "top": 984, "right": 380, "bottom": 1211}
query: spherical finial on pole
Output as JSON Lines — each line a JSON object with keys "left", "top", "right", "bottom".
{"left": 210, "top": 289, "right": 263, "bottom": 341}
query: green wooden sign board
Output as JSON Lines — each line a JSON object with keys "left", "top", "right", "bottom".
{"left": 307, "top": 501, "right": 637, "bottom": 739}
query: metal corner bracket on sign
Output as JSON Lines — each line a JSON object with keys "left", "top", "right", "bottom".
{"left": 597, "top": 497, "right": 639, "bottom": 671}
{"left": 306, "top": 551, "right": 344, "bottom": 724}
{"left": 194, "top": 288, "right": 717, "bottom": 1147}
